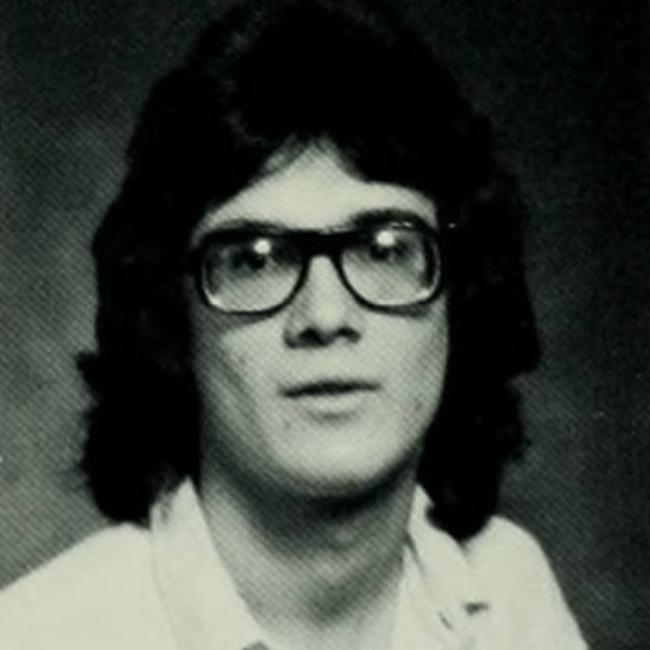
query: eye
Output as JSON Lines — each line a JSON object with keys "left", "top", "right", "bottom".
{"left": 366, "top": 228, "right": 419, "bottom": 264}
{"left": 226, "top": 237, "right": 274, "bottom": 274}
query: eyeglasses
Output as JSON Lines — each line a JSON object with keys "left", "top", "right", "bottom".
{"left": 187, "top": 219, "right": 445, "bottom": 314}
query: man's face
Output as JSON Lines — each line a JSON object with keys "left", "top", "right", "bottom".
{"left": 187, "top": 145, "right": 449, "bottom": 500}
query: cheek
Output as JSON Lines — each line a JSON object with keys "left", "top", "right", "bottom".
{"left": 190, "top": 316, "right": 278, "bottom": 422}
{"left": 413, "top": 332, "right": 448, "bottom": 416}
{"left": 391, "top": 307, "right": 449, "bottom": 422}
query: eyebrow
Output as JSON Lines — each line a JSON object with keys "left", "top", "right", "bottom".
{"left": 196, "top": 208, "right": 435, "bottom": 239}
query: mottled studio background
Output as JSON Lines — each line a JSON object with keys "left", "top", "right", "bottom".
{"left": 1, "top": 1, "right": 649, "bottom": 648}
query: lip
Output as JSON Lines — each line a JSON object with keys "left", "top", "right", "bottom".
{"left": 281, "top": 379, "right": 380, "bottom": 420}
{"left": 281, "top": 380, "right": 380, "bottom": 398}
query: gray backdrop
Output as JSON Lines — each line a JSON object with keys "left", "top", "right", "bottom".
{"left": 1, "top": 1, "right": 649, "bottom": 648}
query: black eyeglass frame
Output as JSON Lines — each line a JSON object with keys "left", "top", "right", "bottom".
{"left": 186, "top": 219, "right": 447, "bottom": 316}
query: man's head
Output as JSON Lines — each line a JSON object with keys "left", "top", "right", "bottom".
{"left": 79, "top": 0, "right": 538, "bottom": 538}
{"left": 186, "top": 141, "right": 449, "bottom": 503}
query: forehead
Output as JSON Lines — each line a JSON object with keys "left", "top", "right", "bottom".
{"left": 191, "top": 146, "right": 437, "bottom": 244}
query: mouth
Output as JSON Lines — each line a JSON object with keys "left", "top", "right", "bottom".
{"left": 281, "top": 380, "right": 380, "bottom": 419}
{"left": 282, "top": 380, "right": 380, "bottom": 398}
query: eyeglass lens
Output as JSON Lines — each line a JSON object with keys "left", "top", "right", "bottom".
{"left": 197, "top": 223, "right": 442, "bottom": 313}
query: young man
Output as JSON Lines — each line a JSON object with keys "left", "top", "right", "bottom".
{"left": 0, "top": 1, "right": 587, "bottom": 648}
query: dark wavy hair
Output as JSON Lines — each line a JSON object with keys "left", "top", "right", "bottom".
{"left": 78, "top": 0, "right": 539, "bottom": 540}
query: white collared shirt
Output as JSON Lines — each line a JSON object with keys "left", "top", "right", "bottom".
{"left": 0, "top": 480, "right": 588, "bottom": 650}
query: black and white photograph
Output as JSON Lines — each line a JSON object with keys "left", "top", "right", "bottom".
{"left": 1, "top": 1, "right": 648, "bottom": 648}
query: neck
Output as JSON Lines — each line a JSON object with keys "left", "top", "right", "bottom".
{"left": 199, "top": 464, "right": 418, "bottom": 650}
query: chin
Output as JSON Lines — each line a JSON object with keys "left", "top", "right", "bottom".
{"left": 278, "top": 448, "right": 419, "bottom": 502}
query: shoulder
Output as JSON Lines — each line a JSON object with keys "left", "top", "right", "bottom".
{"left": 410, "top": 490, "right": 587, "bottom": 647}
{"left": 0, "top": 525, "right": 176, "bottom": 650}
{"left": 462, "top": 516, "right": 588, "bottom": 649}
{"left": 411, "top": 490, "right": 560, "bottom": 595}
{"left": 464, "top": 515, "right": 554, "bottom": 582}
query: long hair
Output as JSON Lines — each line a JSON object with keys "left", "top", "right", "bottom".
{"left": 78, "top": 0, "right": 539, "bottom": 539}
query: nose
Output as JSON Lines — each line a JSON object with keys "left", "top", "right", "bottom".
{"left": 283, "top": 256, "right": 364, "bottom": 347}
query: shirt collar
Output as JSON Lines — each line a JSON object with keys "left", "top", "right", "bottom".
{"left": 150, "top": 479, "right": 490, "bottom": 650}
{"left": 398, "top": 487, "right": 490, "bottom": 648}
{"left": 151, "top": 480, "right": 266, "bottom": 650}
